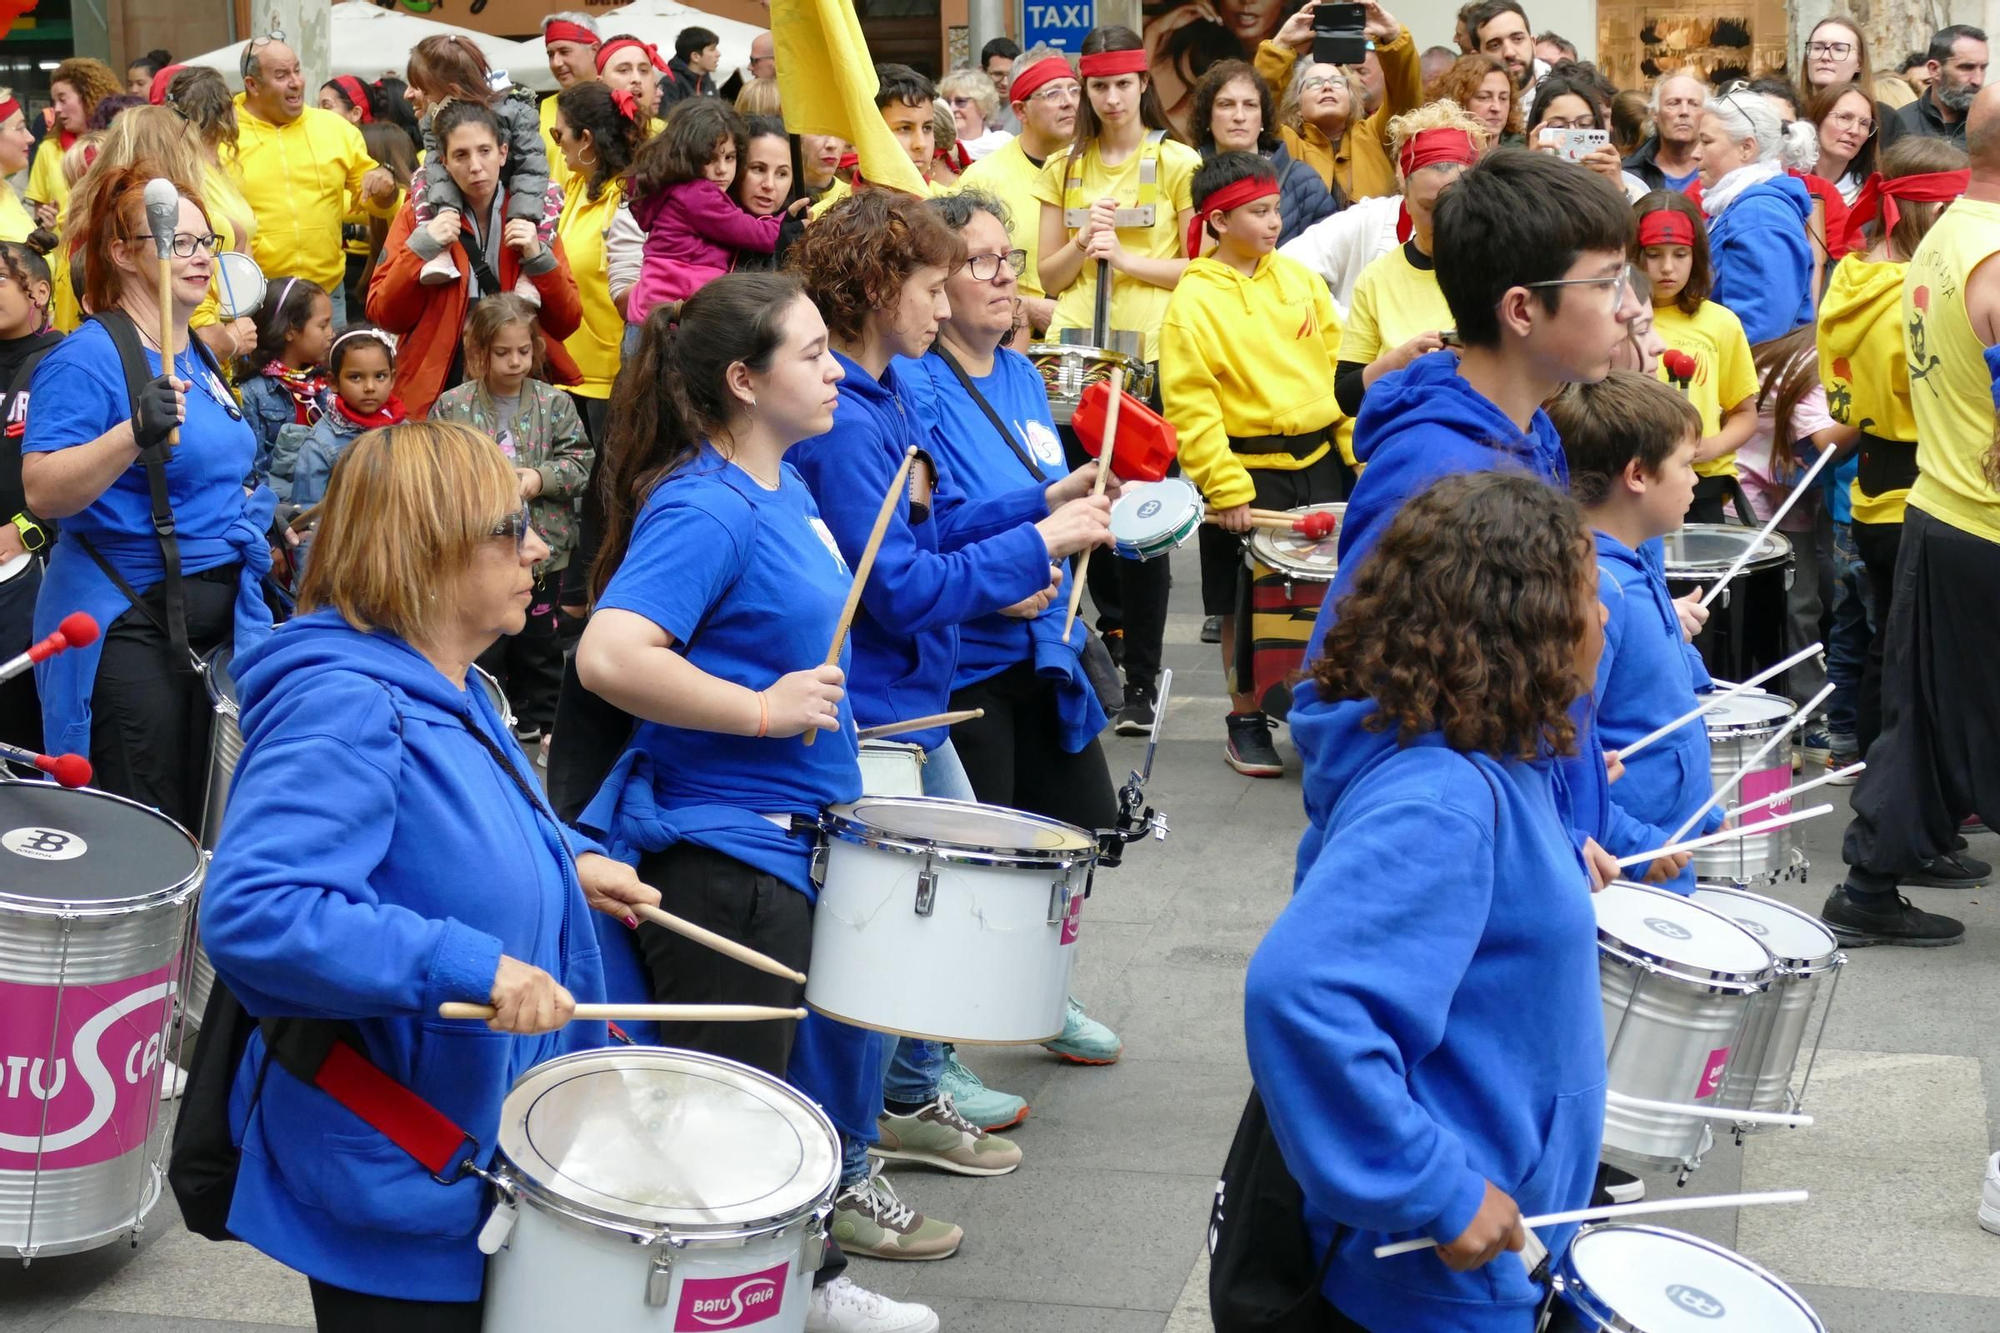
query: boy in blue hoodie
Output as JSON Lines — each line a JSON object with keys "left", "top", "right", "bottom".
{"left": 1549, "top": 370, "right": 1720, "bottom": 892}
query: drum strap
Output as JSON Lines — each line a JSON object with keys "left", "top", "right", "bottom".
{"left": 310, "top": 1039, "right": 475, "bottom": 1180}
{"left": 1063, "top": 131, "right": 1166, "bottom": 230}
{"left": 932, "top": 345, "right": 1048, "bottom": 483}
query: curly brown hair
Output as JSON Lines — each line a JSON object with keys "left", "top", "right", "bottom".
{"left": 50, "top": 58, "right": 121, "bottom": 120}
{"left": 1425, "top": 53, "right": 1521, "bottom": 140}
{"left": 787, "top": 190, "right": 965, "bottom": 342}
{"left": 1312, "top": 471, "right": 1595, "bottom": 760}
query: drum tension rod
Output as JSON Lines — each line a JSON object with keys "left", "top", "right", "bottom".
{"left": 914, "top": 861, "right": 938, "bottom": 917}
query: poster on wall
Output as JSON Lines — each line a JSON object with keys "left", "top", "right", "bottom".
{"left": 1596, "top": 0, "right": 1786, "bottom": 92}
{"left": 1140, "top": 0, "right": 1308, "bottom": 136}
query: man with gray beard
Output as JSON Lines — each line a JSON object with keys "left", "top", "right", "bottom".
{"left": 1885, "top": 24, "right": 1988, "bottom": 147}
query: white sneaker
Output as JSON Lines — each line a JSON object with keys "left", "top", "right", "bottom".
{"left": 804, "top": 1275, "right": 939, "bottom": 1333}
{"left": 1980, "top": 1152, "right": 2000, "bottom": 1235}
{"left": 159, "top": 1059, "right": 188, "bottom": 1101}
{"left": 418, "top": 251, "right": 461, "bottom": 286}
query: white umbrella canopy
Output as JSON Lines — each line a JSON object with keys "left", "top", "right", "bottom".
{"left": 182, "top": 0, "right": 556, "bottom": 97}
{"left": 525, "top": 0, "right": 768, "bottom": 87}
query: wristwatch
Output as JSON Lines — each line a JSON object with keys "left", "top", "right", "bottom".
{"left": 9, "top": 512, "right": 46, "bottom": 552}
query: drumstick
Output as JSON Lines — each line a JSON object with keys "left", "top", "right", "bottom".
{"left": 1696, "top": 448, "right": 1838, "bottom": 609}
{"left": 438, "top": 1003, "right": 807, "bottom": 1023}
{"left": 1371, "top": 1190, "right": 1809, "bottom": 1259}
{"left": 1613, "top": 803, "right": 1834, "bottom": 869}
{"left": 1611, "top": 643, "right": 1823, "bottom": 762}
{"left": 1663, "top": 681, "right": 1834, "bottom": 847}
{"left": 806, "top": 446, "right": 919, "bottom": 747}
{"left": 1062, "top": 365, "right": 1125, "bottom": 642}
{"left": 1726, "top": 762, "right": 1865, "bottom": 820}
{"left": 1203, "top": 511, "right": 1339, "bottom": 538}
{"left": 633, "top": 903, "right": 807, "bottom": 984}
{"left": 855, "top": 709, "right": 984, "bottom": 741}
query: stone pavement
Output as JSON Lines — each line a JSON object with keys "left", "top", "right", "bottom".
{"left": 7, "top": 546, "right": 2000, "bottom": 1331}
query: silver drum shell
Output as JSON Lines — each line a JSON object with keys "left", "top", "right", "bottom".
{"left": 1695, "top": 704, "right": 1793, "bottom": 884}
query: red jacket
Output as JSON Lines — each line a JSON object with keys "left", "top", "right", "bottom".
{"left": 366, "top": 198, "right": 583, "bottom": 419}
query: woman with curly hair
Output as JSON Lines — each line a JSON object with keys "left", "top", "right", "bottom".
{"left": 25, "top": 57, "right": 120, "bottom": 234}
{"left": 1425, "top": 50, "right": 1518, "bottom": 144}
{"left": 1245, "top": 469, "right": 1608, "bottom": 1333}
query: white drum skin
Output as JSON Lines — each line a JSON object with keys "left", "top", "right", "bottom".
{"left": 1595, "top": 884, "right": 1774, "bottom": 1172}
{"left": 857, "top": 741, "right": 926, "bottom": 798}
{"left": 1244, "top": 503, "right": 1344, "bottom": 586}
{"left": 1552, "top": 1223, "right": 1825, "bottom": 1332}
{"left": 1108, "top": 479, "right": 1202, "bottom": 562}
{"left": 1697, "top": 691, "right": 1799, "bottom": 885}
{"left": 808, "top": 798, "right": 1096, "bottom": 1044}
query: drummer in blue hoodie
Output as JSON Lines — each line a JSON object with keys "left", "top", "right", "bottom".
{"left": 1247, "top": 472, "right": 1609, "bottom": 1333}
{"left": 201, "top": 423, "right": 658, "bottom": 1328}
{"left": 1692, "top": 91, "right": 1818, "bottom": 344}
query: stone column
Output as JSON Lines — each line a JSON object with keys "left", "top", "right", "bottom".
{"left": 240, "top": 0, "right": 331, "bottom": 93}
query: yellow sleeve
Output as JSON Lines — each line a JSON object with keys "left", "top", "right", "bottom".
{"left": 26, "top": 139, "right": 63, "bottom": 213}
{"left": 1338, "top": 266, "right": 1382, "bottom": 364}
{"left": 1254, "top": 41, "right": 1298, "bottom": 104}
{"left": 1028, "top": 153, "right": 1067, "bottom": 209}
{"left": 1161, "top": 143, "right": 1199, "bottom": 213}
{"left": 1715, "top": 308, "right": 1759, "bottom": 410}
{"left": 1160, "top": 295, "right": 1254, "bottom": 510}
{"left": 1314, "top": 280, "right": 1347, "bottom": 410}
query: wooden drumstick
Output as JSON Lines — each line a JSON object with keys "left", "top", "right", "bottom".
{"left": 807, "top": 445, "right": 919, "bottom": 747}
{"left": 439, "top": 1002, "right": 806, "bottom": 1024}
{"left": 633, "top": 903, "right": 807, "bottom": 984}
{"left": 1062, "top": 365, "right": 1125, "bottom": 642}
{"left": 856, "top": 709, "right": 985, "bottom": 741}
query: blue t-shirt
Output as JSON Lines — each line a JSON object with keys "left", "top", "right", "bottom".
{"left": 1662, "top": 166, "right": 1700, "bottom": 193}
{"left": 596, "top": 444, "right": 862, "bottom": 828}
{"left": 24, "top": 320, "right": 256, "bottom": 561}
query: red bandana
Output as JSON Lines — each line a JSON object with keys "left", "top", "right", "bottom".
{"left": 1637, "top": 210, "right": 1696, "bottom": 247}
{"left": 609, "top": 86, "right": 640, "bottom": 122}
{"left": 1398, "top": 127, "right": 1479, "bottom": 179}
{"left": 1009, "top": 56, "right": 1075, "bottom": 104}
{"left": 263, "top": 361, "right": 329, "bottom": 426}
{"left": 334, "top": 395, "right": 409, "bottom": 431}
{"left": 596, "top": 37, "right": 665, "bottom": 74}
{"left": 1078, "top": 50, "right": 1149, "bottom": 79}
{"left": 147, "top": 65, "right": 187, "bottom": 107}
{"left": 1187, "top": 177, "right": 1279, "bottom": 257}
{"left": 1840, "top": 169, "right": 1969, "bottom": 254}
{"left": 330, "top": 75, "right": 373, "bottom": 122}
{"left": 0, "top": 97, "right": 18, "bottom": 123}
{"left": 544, "top": 19, "right": 600, "bottom": 48}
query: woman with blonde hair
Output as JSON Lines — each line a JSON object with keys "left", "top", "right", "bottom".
{"left": 733, "top": 75, "right": 782, "bottom": 118}
{"left": 939, "top": 67, "right": 1013, "bottom": 160}
{"left": 1255, "top": 0, "right": 1421, "bottom": 200}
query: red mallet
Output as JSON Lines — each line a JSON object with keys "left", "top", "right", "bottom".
{"left": 1662, "top": 349, "right": 1697, "bottom": 385}
{"left": 1291, "top": 510, "right": 1336, "bottom": 541}
{"left": 0, "top": 610, "right": 100, "bottom": 683}
{"left": 0, "top": 741, "right": 92, "bottom": 789}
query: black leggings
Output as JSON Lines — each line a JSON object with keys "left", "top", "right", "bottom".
{"left": 310, "top": 1278, "right": 480, "bottom": 1332}
{"left": 1850, "top": 517, "right": 1902, "bottom": 756}
{"left": 949, "top": 661, "right": 1118, "bottom": 831}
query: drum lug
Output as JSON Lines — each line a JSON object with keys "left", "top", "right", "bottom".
{"left": 1047, "top": 881, "right": 1070, "bottom": 925}
{"left": 645, "top": 1246, "right": 677, "bottom": 1307}
{"left": 809, "top": 839, "right": 829, "bottom": 889}
{"left": 914, "top": 860, "right": 938, "bottom": 917}
{"left": 803, "top": 1205, "right": 830, "bottom": 1271}
{"left": 476, "top": 1196, "right": 518, "bottom": 1255}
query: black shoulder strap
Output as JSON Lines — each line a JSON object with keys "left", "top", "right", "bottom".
{"left": 90, "top": 310, "right": 191, "bottom": 669}
{"left": 931, "top": 345, "right": 1047, "bottom": 484}
{"left": 459, "top": 221, "right": 504, "bottom": 299}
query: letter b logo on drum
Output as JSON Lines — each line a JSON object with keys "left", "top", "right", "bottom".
{"left": 675, "top": 1260, "right": 790, "bottom": 1330}
{"left": 1644, "top": 916, "right": 1693, "bottom": 941}
{"left": 2, "top": 826, "right": 88, "bottom": 861}
{"left": 1665, "top": 1284, "right": 1726, "bottom": 1319}
{"left": 1137, "top": 499, "right": 1161, "bottom": 519}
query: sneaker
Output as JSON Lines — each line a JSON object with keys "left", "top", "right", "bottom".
{"left": 418, "top": 250, "right": 461, "bottom": 285}
{"left": 1043, "top": 995, "right": 1123, "bottom": 1065}
{"left": 1980, "top": 1153, "right": 2000, "bottom": 1237}
{"left": 159, "top": 1059, "right": 187, "bottom": 1101}
{"left": 805, "top": 1276, "right": 939, "bottom": 1333}
{"left": 829, "top": 1165, "right": 962, "bottom": 1260}
{"left": 1200, "top": 614, "right": 1222, "bottom": 644}
{"left": 1225, "top": 712, "right": 1283, "bottom": 777}
{"left": 1902, "top": 851, "right": 1992, "bottom": 889}
{"left": 1966, "top": 815, "right": 1991, "bottom": 836}
{"left": 1114, "top": 682, "right": 1156, "bottom": 737}
{"left": 1100, "top": 626, "right": 1125, "bottom": 670}
{"left": 1600, "top": 1164, "right": 1645, "bottom": 1205}
{"left": 1800, "top": 727, "right": 1833, "bottom": 766}
{"left": 1819, "top": 887, "right": 1965, "bottom": 947}
{"left": 874, "top": 1092, "right": 1022, "bottom": 1177}
{"left": 937, "top": 1046, "right": 1028, "bottom": 1131}
{"left": 1826, "top": 749, "right": 1862, "bottom": 784}
{"left": 513, "top": 719, "right": 543, "bottom": 745}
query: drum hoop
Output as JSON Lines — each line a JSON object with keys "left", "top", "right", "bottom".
{"left": 0, "top": 781, "right": 205, "bottom": 917}
{"left": 1596, "top": 934, "right": 1773, "bottom": 992}
{"left": 821, "top": 797, "right": 1098, "bottom": 870}
{"left": 1560, "top": 1223, "right": 1827, "bottom": 1332}
{"left": 1689, "top": 886, "right": 1841, "bottom": 974}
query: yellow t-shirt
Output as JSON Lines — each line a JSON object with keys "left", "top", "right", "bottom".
{"left": 1030, "top": 136, "right": 1199, "bottom": 361}
{"left": 1818, "top": 254, "right": 1916, "bottom": 526}
{"left": 1904, "top": 198, "right": 2000, "bottom": 544}
{"left": 557, "top": 176, "right": 627, "bottom": 399}
{"left": 1653, "top": 299, "right": 1758, "bottom": 478}
{"left": 955, "top": 138, "right": 1051, "bottom": 301}
{"left": 1337, "top": 244, "right": 1449, "bottom": 368}
{"left": 0, "top": 181, "right": 31, "bottom": 245}
{"left": 25, "top": 135, "right": 67, "bottom": 225}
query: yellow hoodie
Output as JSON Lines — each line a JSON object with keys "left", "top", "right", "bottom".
{"left": 1159, "top": 251, "right": 1344, "bottom": 511}
{"left": 228, "top": 99, "right": 389, "bottom": 295}
{"left": 1817, "top": 253, "right": 1915, "bottom": 526}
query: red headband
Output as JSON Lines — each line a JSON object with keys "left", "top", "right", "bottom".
{"left": 147, "top": 65, "right": 186, "bottom": 107}
{"left": 1186, "top": 177, "right": 1279, "bottom": 257}
{"left": 609, "top": 86, "right": 639, "bottom": 121}
{"left": 1637, "top": 210, "right": 1696, "bottom": 247}
{"left": 596, "top": 37, "right": 664, "bottom": 73}
{"left": 0, "top": 97, "right": 18, "bottom": 124}
{"left": 331, "top": 75, "right": 373, "bottom": 122}
{"left": 544, "top": 19, "right": 600, "bottom": 47}
{"left": 1398, "top": 127, "right": 1478, "bottom": 179}
{"left": 1078, "top": 50, "right": 1149, "bottom": 79}
{"left": 1840, "top": 169, "right": 1970, "bottom": 253}
{"left": 1010, "top": 55, "right": 1075, "bottom": 104}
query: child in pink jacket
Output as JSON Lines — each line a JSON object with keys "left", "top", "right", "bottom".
{"left": 625, "top": 100, "right": 781, "bottom": 322}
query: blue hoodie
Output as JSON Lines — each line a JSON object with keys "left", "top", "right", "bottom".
{"left": 788, "top": 350, "right": 1056, "bottom": 751}
{"left": 1707, "top": 175, "right": 1815, "bottom": 345}
{"left": 1247, "top": 692, "right": 1605, "bottom": 1332}
{"left": 202, "top": 611, "right": 610, "bottom": 1302}
{"left": 1593, "top": 533, "right": 1723, "bottom": 891}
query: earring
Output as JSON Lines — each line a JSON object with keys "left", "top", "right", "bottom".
{"left": 580, "top": 147, "right": 599, "bottom": 166}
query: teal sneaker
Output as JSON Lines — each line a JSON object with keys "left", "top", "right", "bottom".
{"left": 938, "top": 1047, "right": 1029, "bottom": 1131}
{"left": 1042, "top": 996, "right": 1123, "bottom": 1065}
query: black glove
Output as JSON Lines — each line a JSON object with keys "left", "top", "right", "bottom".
{"left": 132, "top": 374, "right": 183, "bottom": 456}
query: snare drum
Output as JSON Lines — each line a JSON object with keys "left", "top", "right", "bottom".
{"left": 1028, "top": 336, "right": 1156, "bottom": 425}
{"left": 1699, "top": 690, "right": 1803, "bottom": 886}
{"left": 1596, "top": 883, "right": 1774, "bottom": 1174}
{"left": 1689, "top": 886, "right": 1843, "bottom": 1131}
{"left": 1233, "top": 504, "right": 1343, "bottom": 713}
{"left": 481, "top": 1048, "right": 838, "bottom": 1333}
{"left": 808, "top": 797, "right": 1097, "bottom": 1043}
{"left": 1547, "top": 1224, "right": 1824, "bottom": 1332}
{"left": 1662, "top": 525, "right": 1794, "bottom": 686}
{"left": 0, "top": 783, "right": 203, "bottom": 1258}
{"left": 1109, "top": 479, "right": 1202, "bottom": 561}
{"left": 858, "top": 740, "right": 926, "bottom": 797}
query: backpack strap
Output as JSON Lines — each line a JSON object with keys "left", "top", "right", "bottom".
{"left": 1064, "top": 129, "right": 1167, "bottom": 230}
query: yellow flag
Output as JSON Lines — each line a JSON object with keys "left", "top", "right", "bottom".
{"left": 772, "top": 0, "right": 930, "bottom": 199}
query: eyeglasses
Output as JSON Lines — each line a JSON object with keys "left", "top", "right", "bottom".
{"left": 1826, "top": 108, "right": 1876, "bottom": 134}
{"left": 491, "top": 504, "right": 535, "bottom": 552}
{"left": 949, "top": 95, "right": 979, "bottom": 108}
{"left": 241, "top": 29, "right": 286, "bottom": 77}
{"left": 1300, "top": 75, "right": 1344, "bottom": 92}
{"left": 961, "top": 249, "right": 1027, "bottom": 282}
{"left": 124, "top": 232, "right": 225, "bottom": 258}
{"left": 1026, "top": 83, "right": 1080, "bottom": 106}
{"left": 1522, "top": 263, "right": 1646, "bottom": 314}
{"left": 1805, "top": 40, "right": 1855, "bottom": 59}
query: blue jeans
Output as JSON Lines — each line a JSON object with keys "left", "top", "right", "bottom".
{"left": 1825, "top": 520, "right": 1873, "bottom": 741}
{"left": 325, "top": 282, "right": 347, "bottom": 328}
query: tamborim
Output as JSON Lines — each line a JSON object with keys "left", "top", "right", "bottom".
{"left": 1108, "top": 479, "right": 1202, "bottom": 562}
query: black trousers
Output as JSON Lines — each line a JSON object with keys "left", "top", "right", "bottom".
{"left": 89, "top": 565, "right": 239, "bottom": 833}
{"left": 310, "top": 1278, "right": 480, "bottom": 1332}
{"left": 1060, "top": 425, "right": 1170, "bottom": 689}
{"left": 1850, "top": 517, "right": 1903, "bottom": 756}
{"left": 1841, "top": 509, "right": 2000, "bottom": 891}
{"left": 1684, "top": 474, "right": 1755, "bottom": 526}
{"left": 949, "top": 661, "right": 1118, "bottom": 832}
{"left": 474, "top": 569, "right": 564, "bottom": 733}
{"left": 0, "top": 557, "right": 43, "bottom": 754}
{"left": 561, "top": 392, "right": 610, "bottom": 610}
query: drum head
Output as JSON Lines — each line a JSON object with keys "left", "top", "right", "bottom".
{"left": 0, "top": 784, "right": 203, "bottom": 912}
{"left": 1247, "top": 503, "right": 1343, "bottom": 580}
{"left": 1110, "top": 479, "right": 1200, "bottom": 547}
{"left": 1704, "top": 690, "right": 1792, "bottom": 733}
{"left": 831, "top": 796, "right": 1096, "bottom": 860}
{"left": 498, "top": 1049, "right": 838, "bottom": 1235}
{"left": 1595, "top": 882, "right": 1771, "bottom": 978}
{"left": 213, "top": 251, "right": 267, "bottom": 321}
{"left": 1566, "top": 1225, "right": 1823, "bottom": 1331}
{"left": 1662, "top": 525, "right": 1791, "bottom": 576}
{"left": 203, "top": 642, "right": 238, "bottom": 708}
{"left": 1691, "top": 887, "right": 1838, "bottom": 968}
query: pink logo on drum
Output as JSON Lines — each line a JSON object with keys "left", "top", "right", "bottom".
{"left": 676, "top": 1260, "right": 790, "bottom": 1330}
{"left": 1060, "top": 892, "right": 1083, "bottom": 946}
{"left": 1695, "top": 1046, "right": 1731, "bottom": 1100}
{"left": 0, "top": 964, "right": 176, "bottom": 1170}
{"left": 1737, "top": 765, "right": 1791, "bottom": 816}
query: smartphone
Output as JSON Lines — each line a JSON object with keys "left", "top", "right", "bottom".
{"left": 1550, "top": 127, "right": 1610, "bottom": 162}
{"left": 1312, "top": 4, "right": 1369, "bottom": 67}
{"left": 1439, "top": 329, "right": 1461, "bottom": 348}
